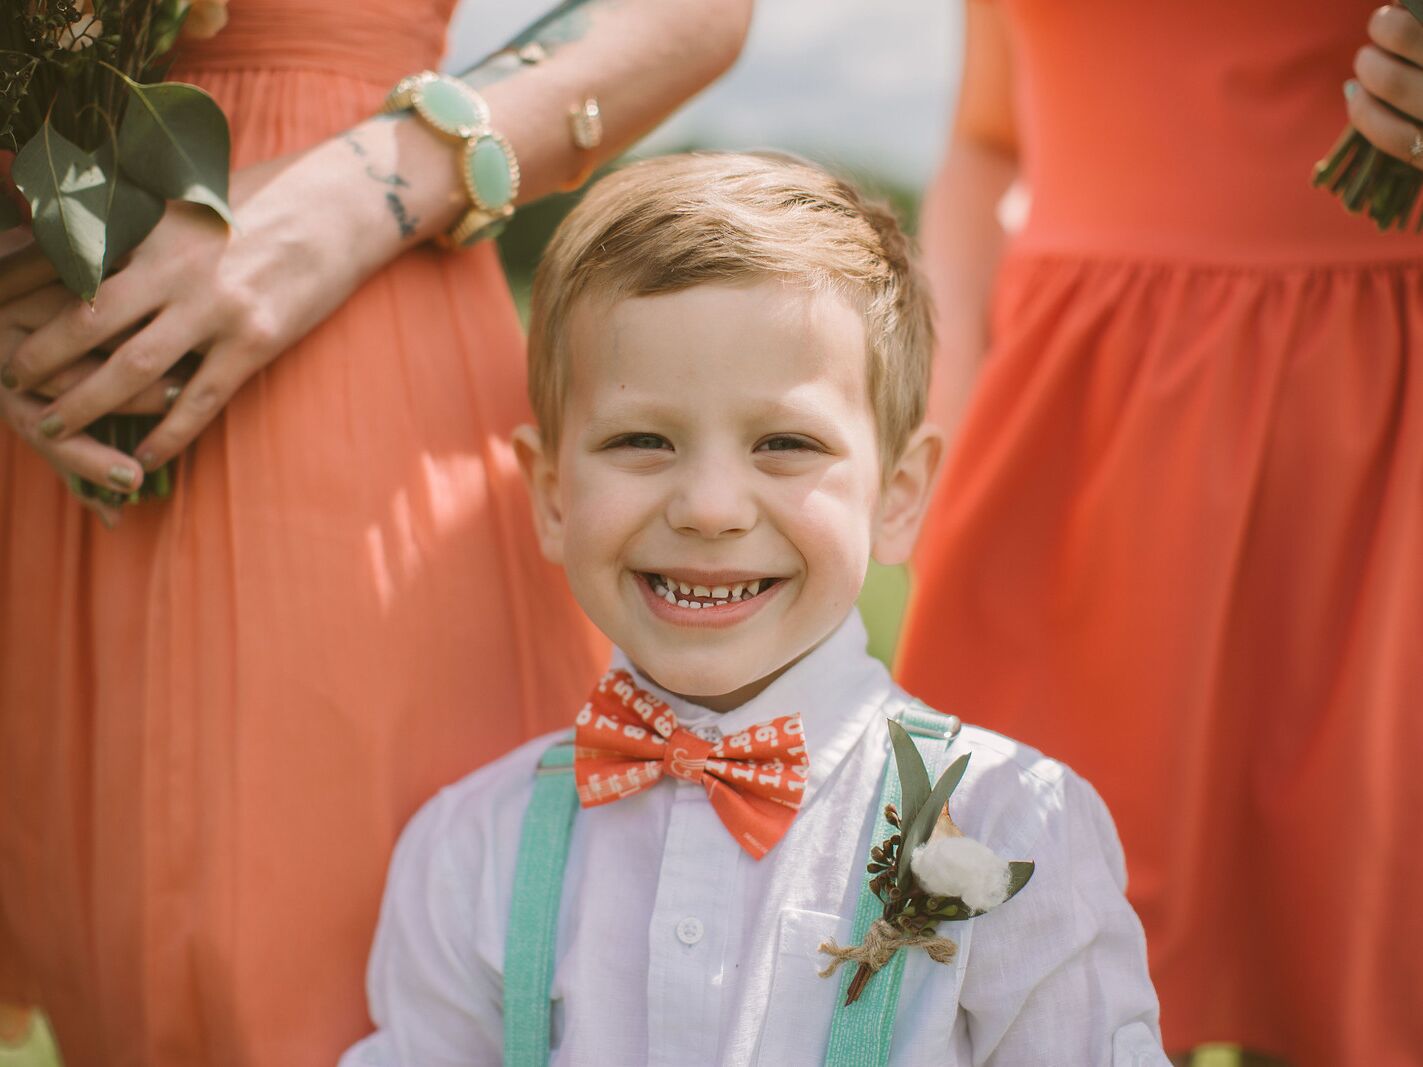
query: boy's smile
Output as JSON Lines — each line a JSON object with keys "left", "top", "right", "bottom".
{"left": 517, "top": 278, "right": 939, "bottom": 712}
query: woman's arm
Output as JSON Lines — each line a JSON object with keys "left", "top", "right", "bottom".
{"left": 0, "top": 0, "right": 753, "bottom": 509}
{"left": 921, "top": 0, "right": 1019, "bottom": 438}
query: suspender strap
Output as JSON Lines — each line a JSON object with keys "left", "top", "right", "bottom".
{"left": 503, "top": 738, "right": 578, "bottom": 1067}
{"left": 823, "top": 703, "right": 961, "bottom": 1067}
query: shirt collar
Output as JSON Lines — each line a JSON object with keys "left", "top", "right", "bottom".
{"left": 608, "top": 611, "right": 892, "bottom": 801}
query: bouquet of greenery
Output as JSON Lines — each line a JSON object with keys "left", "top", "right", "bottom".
{"left": 0, "top": 0, "right": 232, "bottom": 503}
{"left": 1313, "top": 0, "right": 1423, "bottom": 229}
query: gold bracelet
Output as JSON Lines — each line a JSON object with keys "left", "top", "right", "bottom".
{"left": 381, "top": 71, "right": 520, "bottom": 249}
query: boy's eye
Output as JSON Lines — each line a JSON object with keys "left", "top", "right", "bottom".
{"left": 608, "top": 433, "right": 671, "bottom": 451}
{"left": 757, "top": 435, "right": 820, "bottom": 453}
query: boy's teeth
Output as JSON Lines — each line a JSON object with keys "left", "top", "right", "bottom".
{"left": 653, "top": 575, "right": 773, "bottom": 608}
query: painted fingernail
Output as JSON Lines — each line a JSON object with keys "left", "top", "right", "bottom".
{"left": 0, "top": 363, "right": 16, "bottom": 390}
{"left": 1345, "top": 79, "right": 1361, "bottom": 101}
{"left": 136, "top": 450, "right": 158, "bottom": 471}
{"left": 38, "top": 413, "right": 64, "bottom": 438}
{"left": 107, "top": 465, "right": 137, "bottom": 490}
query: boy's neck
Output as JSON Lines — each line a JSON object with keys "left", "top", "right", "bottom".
{"left": 630, "top": 627, "right": 843, "bottom": 714}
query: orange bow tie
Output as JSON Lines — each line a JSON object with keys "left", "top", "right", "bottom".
{"left": 573, "top": 669, "right": 810, "bottom": 859}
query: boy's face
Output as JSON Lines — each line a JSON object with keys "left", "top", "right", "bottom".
{"left": 517, "top": 279, "right": 940, "bottom": 711}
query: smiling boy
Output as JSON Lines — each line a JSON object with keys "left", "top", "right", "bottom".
{"left": 341, "top": 153, "right": 1167, "bottom": 1066}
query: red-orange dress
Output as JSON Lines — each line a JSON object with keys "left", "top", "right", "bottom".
{"left": 898, "top": 3, "right": 1423, "bottom": 1064}
{"left": 0, "top": 3, "right": 606, "bottom": 1063}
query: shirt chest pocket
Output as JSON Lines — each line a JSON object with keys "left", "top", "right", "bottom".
{"left": 753, "top": 908, "right": 844, "bottom": 1066}
{"left": 753, "top": 907, "right": 969, "bottom": 1067}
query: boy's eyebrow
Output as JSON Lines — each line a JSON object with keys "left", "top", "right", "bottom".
{"left": 579, "top": 394, "right": 845, "bottom": 440}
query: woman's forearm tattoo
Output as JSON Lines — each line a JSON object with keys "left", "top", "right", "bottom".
{"left": 342, "top": 128, "right": 421, "bottom": 239}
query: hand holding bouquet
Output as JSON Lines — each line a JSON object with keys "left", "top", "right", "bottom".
{"left": 1314, "top": 0, "right": 1423, "bottom": 229}
{"left": 0, "top": 0, "right": 231, "bottom": 504}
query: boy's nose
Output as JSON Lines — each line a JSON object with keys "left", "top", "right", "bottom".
{"left": 665, "top": 459, "right": 756, "bottom": 538}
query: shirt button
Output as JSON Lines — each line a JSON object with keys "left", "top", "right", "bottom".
{"left": 676, "top": 917, "right": 704, "bottom": 945}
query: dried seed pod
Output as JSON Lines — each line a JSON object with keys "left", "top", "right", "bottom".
{"left": 884, "top": 804, "right": 900, "bottom": 827}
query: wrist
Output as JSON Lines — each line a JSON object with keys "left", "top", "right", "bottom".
{"left": 379, "top": 72, "right": 521, "bottom": 250}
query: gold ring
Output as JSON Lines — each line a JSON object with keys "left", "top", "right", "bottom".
{"left": 163, "top": 384, "right": 183, "bottom": 409}
{"left": 569, "top": 98, "right": 603, "bottom": 151}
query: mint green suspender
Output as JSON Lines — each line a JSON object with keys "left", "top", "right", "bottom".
{"left": 501, "top": 704, "right": 961, "bottom": 1067}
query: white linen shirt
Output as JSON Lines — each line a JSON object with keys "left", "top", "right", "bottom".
{"left": 341, "top": 613, "right": 1168, "bottom": 1066}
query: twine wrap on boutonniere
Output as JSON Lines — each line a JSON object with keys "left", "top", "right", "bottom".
{"left": 818, "top": 721, "right": 1035, "bottom": 1005}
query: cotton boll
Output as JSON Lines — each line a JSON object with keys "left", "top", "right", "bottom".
{"left": 911, "top": 836, "right": 1011, "bottom": 912}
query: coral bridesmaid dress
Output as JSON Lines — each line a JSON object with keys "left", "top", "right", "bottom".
{"left": 898, "top": 2, "right": 1423, "bottom": 1064}
{"left": 0, "top": 2, "right": 606, "bottom": 1063}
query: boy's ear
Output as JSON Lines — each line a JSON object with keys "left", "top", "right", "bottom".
{"left": 512, "top": 424, "right": 566, "bottom": 565}
{"left": 871, "top": 424, "right": 945, "bottom": 566}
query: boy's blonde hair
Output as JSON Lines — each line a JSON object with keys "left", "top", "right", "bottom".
{"left": 527, "top": 151, "right": 934, "bottom": 468}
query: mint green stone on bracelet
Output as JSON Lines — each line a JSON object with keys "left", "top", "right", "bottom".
{"left": 380, "top": 71, "right": 490, "bottom": 140}
{"left": 463, "top": 132, "right": 519, "bottom": 214}
{"left": 446, "top": 128, "right": 520, "bottom": 248}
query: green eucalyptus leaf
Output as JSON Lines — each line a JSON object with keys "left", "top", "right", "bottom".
{"left": 1402, "top": 0, "right": 1423, "bottom": 23}
{"left": 897, "top": 752, "right": 972, "bottom": 893}
{"left": 116, "top": 76, "right": 233, "bottom": 224}
{"left": 1002, "top": 860, "right": 1035, "bottom": 903}
{"left": 0, "top": 195, "right": 20, "bottom": 231}
{"left": 12, "top": 121, "right": 109, "bottom": 300}
{"left": 887, "top": 720, "right": 931, "bottom": 832}
{"left": 95, "top": 140, "right": 165, "bottom": 271}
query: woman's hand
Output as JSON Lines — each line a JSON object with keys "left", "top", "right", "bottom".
{"left": 0, "top": 151, "right": 369, "bottom": 477}
{"left": 1349, "top": 5, "right": 1423, "bottom": 166}
{"left": 0, "top": 282, "right": 184, "bottom": 526}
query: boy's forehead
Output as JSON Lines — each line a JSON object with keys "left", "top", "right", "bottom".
{"left": 564, "top": 279, "right": 870, "bottom": 387}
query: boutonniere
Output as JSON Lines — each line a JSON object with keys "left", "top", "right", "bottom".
{"left": 818, "top": 720, "right": 1035, "bottom": 1005}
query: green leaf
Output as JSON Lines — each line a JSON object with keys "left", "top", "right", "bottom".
{"left": 1402, "top": 0, "right": 1423, "bottom": 24}
{"left": 897, "top": 753, "right": 971, "bottom": 893}
{"left": 887, "top": 720, "right": 931, "bottom": 832}
{"left": 115, "top": 76, "right": 233, "bottom": 225}
{"left": 1002, "top": 860, "right": 1035, "bottom": 903}
{"left": 11, "top": 121, "right": 109, "bottom": 300}
{"left": 0, "top": 196, "right": 20, "bottom": 232}
{"left": 95, "top": 140, "right": 165, "bottom": 272}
